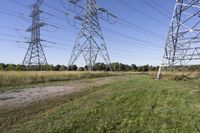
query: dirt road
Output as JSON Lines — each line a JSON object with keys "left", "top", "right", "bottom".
{"left": 0, "top": 75, "right": 131, "bottom": 109}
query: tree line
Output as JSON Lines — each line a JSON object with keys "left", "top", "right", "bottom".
{"left": 0, "top": 62, "right": 159, "bottom": 72}
{"left": 1, "top": 62, "right": 200, "bottom": 72}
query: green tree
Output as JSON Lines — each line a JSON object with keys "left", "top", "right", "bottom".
{"left": 131, "top": 64, "right": 138, "bottom": 71}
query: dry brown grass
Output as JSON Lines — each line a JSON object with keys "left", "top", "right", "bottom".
{"left": 149, "top": 71, "right": 200, "bottom": 80}
{"left": 0, "top": 71, "right": 121, "bottom": 90}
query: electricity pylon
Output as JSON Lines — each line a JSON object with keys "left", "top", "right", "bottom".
{"left": 157, "top": 0, "right": 200, "bottom": 79}
{"left": 22, "top": 0, "right": 47, "bottom": 68}
{"left": 67, "top": 0, "right": 116, "bottom": 70}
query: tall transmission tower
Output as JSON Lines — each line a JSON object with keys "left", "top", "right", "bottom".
{"left": 66, "top": 0, "right": 117, "bottom": 70}
{"left": 157, "top": 0, "right": 200, "bottom": 79}
{"left": 22, "top": 0, "right": 48, "bottom": 68}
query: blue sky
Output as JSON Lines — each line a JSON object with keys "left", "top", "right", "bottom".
{"left": 0, "top": 0, "right": 175, "bottom": 66}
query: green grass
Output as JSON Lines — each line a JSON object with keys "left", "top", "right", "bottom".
{"left": 1, "top": 75, "right": 200, "bottom": 132}
{"left": 0, "top": 71, "right": 122, "bottom": 92}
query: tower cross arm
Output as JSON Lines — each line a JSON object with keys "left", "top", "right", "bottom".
{"left": 97, "top": 6, "right": 117, "bottom": 24}
{"left": 68, "top": 0, "right": 82, "bottom": 5}
{"left": 36, "top": 0, "right": 45, "bottom": 7}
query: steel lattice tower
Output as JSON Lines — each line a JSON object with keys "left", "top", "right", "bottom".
{"left": 157, "top": 0, "right": 200, "bottom": 79}
{"left": 68, "top": 0, "right": 112, "bottom": 70}
{"left": 22, "top": 0, "right": 47, "bottom": 67}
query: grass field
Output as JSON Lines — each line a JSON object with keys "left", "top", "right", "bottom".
{"left": 1, "top": 75, "right": 200, "bottom": 132}
{"left": 0, "top": 71, "right": 123, "bottom": 92}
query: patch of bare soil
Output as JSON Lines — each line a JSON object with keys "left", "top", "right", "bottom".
{"left": 0, "top": 75, "right": 131, "bottom": 109}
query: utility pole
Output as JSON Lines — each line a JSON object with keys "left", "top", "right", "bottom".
{"left": 22, "top": 0, "right": 47, "bottom": 69}
{"left": 66, "top": 0, "right": 117, "bottom": 70}
{"left": 157, "top": 0, "right": 200, "bottom": 79}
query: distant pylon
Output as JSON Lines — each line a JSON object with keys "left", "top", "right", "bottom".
{"left": 68, "top": 0, "right": 112, "bottom": 70}
{"left": 157, "top": 0, "right": 200, "bottom": 79}
{"left": 22, "top": 0, "right": 47, "bottom": 68}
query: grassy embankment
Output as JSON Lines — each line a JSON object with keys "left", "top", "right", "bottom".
{"left": 150, "top": 71, "right": 200, "bottom": 80}
{"left": 0, "top": 71, "right": 124, "bottom": 92}
{"left": 1, "top": 75, "right": 200, "bottom": 132}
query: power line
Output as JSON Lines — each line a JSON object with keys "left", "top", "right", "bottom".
{"left": 0, "top": 31, "right": 73, "bottom": 48}
{"left": 1, "top": 10, "right": 162, "bottom": 51}
{"left": 0, "top": 24, "right": 162, "bottom": 53}
{"left": 117, "top": 0, "right": 167, "bottom": 27}
{"left": 118, "top": 18, "right": 164, "bottom": 40}
{"left": 151, "top": 0, "right": 172, "bottom": 15}
{"left": 0, "top": 6, "right": 160, "bottom": 48}
{"left": 1, "top": 0, "right": 163, "bottom": 59}
{"left": 0, "top": 33, "right": 22, "bottom": 38}
{"left": 0, "top": 8, "right": 21, "bottom": 18}
{"left": 0, "top": 36, "right": 160, "bottom": 62}
{"left": 0, "top": 38, "right": 69, "bottom": 51}
{"left": 102, "top": 26, "right": 154, "bottom": 44}
{"left": 0, "top": 38, "right": 25, "bottom": 43}
{"left": 0, "top": 8, "right": 163, "bottom": 53}
{"left": 46, "top": 0, "right": 164, "bottom": 40}
{"left": 0, "top": 4, "right": 75, "bottom": 32}
{"left": 106, "top": 40, "right": 162, "bottom": 50}
{"left": 47, "top": 1, "right": 162, "bottom": 41}
{"left": 0, "top": 29, "right": 162, "bottom": 53}
{"left": 58, "top": 0, "right": 165, "bottom": 40}
{"left": 6, "top": 1, "right": 163, "bottom": 48}
{"left": 142, "top": 0, "right": 171, "bottom": 19}
{"left": 111, "top": 52, "right": 160, "bottom": 61}
{"left": 8, "top": 0, "right": 29, "bottom": 8}
{"left": 36, "top": 1, "right": 165, "bottom": 42}
{"left": 0, "top": 25, "right": 75, "bottom": 43}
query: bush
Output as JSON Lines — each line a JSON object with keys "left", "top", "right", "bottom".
{"left": 173, "top": 75, "right": 190, "bottom": 81}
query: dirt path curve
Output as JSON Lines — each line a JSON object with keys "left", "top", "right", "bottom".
{"left": 0, "top": 75, "right": 131, "bottom": 109}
